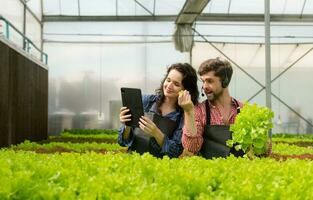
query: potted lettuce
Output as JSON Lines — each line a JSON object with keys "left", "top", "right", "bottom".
{"left": 226, "top": 103, "right": 274, "bottom": 159}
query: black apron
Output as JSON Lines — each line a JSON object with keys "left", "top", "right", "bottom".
{"left": 200, "top": 99, "right": 244, "bottom": 159}
{"left": 130, "top": 113, "right": 179, "bottom": 158}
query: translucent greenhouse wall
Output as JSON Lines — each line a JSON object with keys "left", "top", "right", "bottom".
{"left": 42, "top": 0, "right": 185, "bottom": 16}
{"left": 2, "top": 0, "right": 313, "bottom": 135}
{"left": 44, "top": 21, "right": 313, "bottom": 135}
{"left": 45, "top": 21, "right": 190, "bottom": 134}
{"left": 0, "top": 0, "right": 24, "bottom": 48}
{"left": 46, "top": 42, "right": 189, "bottom": 134}
{"left": 192, "top": 42, "right": 313, "bottom": 134}
{"left": 0, "top": 0, "right": 42, "bottom": 59}
{"left": 45, "top": 43, "right": 188, "bottom": 134}
{"left": 46, "top": 42, "right": 313, "bottom": 134}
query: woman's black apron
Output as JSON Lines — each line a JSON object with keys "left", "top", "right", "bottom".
{"left": 200, "top": 100, "right": 244, "bottom": 159}
{"left": 129, "top": 113, "right": 179, "bottom": 158}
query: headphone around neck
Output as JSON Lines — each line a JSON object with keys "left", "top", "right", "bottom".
{"left": 221, "top": 67, "right": 230, "bottom": 88}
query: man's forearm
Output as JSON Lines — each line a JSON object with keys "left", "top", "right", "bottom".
{"left": 184, "top": 109, "right": 197, "bottom": 136}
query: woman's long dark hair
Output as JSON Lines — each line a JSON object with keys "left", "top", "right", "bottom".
{"left": 155, "top": 63, "right": 199, "bottom": 112}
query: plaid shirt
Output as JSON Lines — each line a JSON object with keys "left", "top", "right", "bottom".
{"left": 118, "top": 95, "right": 184, "bottom": 158}
{"left": 182, "top": 98, "right": 243, "bottom": 154}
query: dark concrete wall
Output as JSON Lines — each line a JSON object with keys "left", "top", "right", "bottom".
{"left": 0, "top": 40, "right": 48, "bottom": 147}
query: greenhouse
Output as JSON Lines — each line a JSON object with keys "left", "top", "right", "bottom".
{"left": 1, "top": 0, "right": 313, "bottom": 199}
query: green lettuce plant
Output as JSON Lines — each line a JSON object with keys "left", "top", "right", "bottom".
{"left": 226, "top": 103, "right": 274, "bottom": 158}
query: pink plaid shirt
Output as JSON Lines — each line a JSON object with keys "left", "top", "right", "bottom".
{"left": 182, "top": 98, "right": 243, "bottom": 153}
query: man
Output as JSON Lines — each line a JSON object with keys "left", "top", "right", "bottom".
{"left": 178, "top": 57, "right": 243, "bottom": 159}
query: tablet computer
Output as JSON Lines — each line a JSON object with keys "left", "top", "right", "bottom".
{"left": 120, "top": 87, "right": 144, "bottom": 128}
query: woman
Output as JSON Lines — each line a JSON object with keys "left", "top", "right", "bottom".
{"left": 118, "top": 63, "right": 199, "bottom": 158}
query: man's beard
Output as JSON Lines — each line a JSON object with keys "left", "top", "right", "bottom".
{"left": 207, "top": 88, "right": 223, "bottom": 101}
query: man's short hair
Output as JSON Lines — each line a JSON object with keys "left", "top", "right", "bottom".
{"left": 198, "top": 57, "right": 233, "bottom": 88}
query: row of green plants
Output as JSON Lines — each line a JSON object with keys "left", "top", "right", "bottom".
{"left": 272, "top": 136, "right": 313, "bottom": 143}
{"left": 273, "top": 133, "right": 313, "bottom": 139}
{"left": 58, "top": 132, "right": 117, "bottom": 139}
{"left": 2, "top": 102, "right": 312, "bottom": 200}
{"left": 9, "top": 138, "right": 313, "bottom": 156}
{"left": 1, "top": 151, "right": 313, "bottom": 199}
{"left": 46, "top": 130, "right": 119, "bottom": 144}
{"left": 10, "top": 140, "right": 125, "bottom": 153}
{"left": 62, "top": 129, "right": 118, "bottom": 135}
{"left": 272, "top": 143, "right": 313, "bottom": 155}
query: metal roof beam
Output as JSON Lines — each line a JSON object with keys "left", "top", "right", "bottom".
{"left": 198, "top": 13, "right": 313, "bottom": 22}
{"left": 20, "top": 0, "right": 41, "bottom": 23}
{"left": 78, "top": 0, "right": 81, "bottom": 16}
{"left": 176, "top": 0, "right": 210, "bottom": 24}
{"left": 300, "top": 0, "right": 307, "bottom": 18}
{"left": 43, "top": 15, "right": 176, "bottom": 22}
{"left": 227, "top": 0, "right": 232, "bottom": 14}
{"left": 43, "top": 14, "right": 313, "bottom": 22}
{"left": 133, "top": 0, "right": 154, "bottom": 16}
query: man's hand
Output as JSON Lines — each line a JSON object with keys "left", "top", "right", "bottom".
{"left": 179, "top": 149, "right": 195, "bottom": 158}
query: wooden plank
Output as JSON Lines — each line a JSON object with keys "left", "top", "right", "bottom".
{"left": 0, "top": 39, "right": 48, "bottom": 146}
{"left": 0, "top": 41, "right": 10, "bottom": 147}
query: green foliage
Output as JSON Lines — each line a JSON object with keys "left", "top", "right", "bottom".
{"left": 273, "top": 133, "right": 313, "bottom": 139}
{"left": 227, "top": 103, "right": 274, "bottom": 158}
{"left": 272, "top": 134, "right": 313, "bottom": 144}
{"left": 272, "top": 137, "right": 313, "bottom": 143}
{"left": 272, "top": 143, "right": 313, "bottom": 155}
{"left": 1, "top": 151, "right": 313, "bottom": 199}
{"left": 58, "top": 132, "right": 117, "bottom": 140}
{"left": 2, "top": 131, "right": 313, "bottom": 199}
{"left": 10, "top": 140, "right": 124, "bottom": 153}
{"left": 61, "top": 129, "right": 118, "bottom": 135}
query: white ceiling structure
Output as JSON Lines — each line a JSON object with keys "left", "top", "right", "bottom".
{"left": 35, "top": 0, "right": 313, "bottom": 130}
{"left": 37, "top": 0, "right": 313, "bottom": 45}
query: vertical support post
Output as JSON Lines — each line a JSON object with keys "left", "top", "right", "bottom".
{"left": 40, "top": 0, "right": 44, "bottom": 62}
{"left": 5, "top": 20, "right": 10, "bottom": 39}
{"left": 265, "top": 0, "right": 272, "bottom": 137}
{"left": 23, "top": 1, "right": 27, "bottom": 50}
{"left": 78, "top": 0, "right": 81, "bottom": 16}
{"left": 116, "top": 0, "right": 118, "bottom": 16}
{"left": 26, "top": 40, "right": 30, "bottom": 52}
{"left": 143, "top": 23, "right": 147, "bottom": 92}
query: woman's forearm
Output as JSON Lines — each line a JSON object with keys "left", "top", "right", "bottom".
{"left": 122, "top": 126, "right": 131, "bottom": 140}
{"left": 152, "top": 128, "right": 165, "bottom": 147}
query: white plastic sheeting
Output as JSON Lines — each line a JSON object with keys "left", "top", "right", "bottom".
{"left": 194, "top": 22, "right": 313, "bottom": 44}
{"left": 44, "top": 21, "right": 175, "bottom": 42}
{"left": 192, "top": 42, "right": 313, "bottom": 133}
{"left": 26, "top": 0, "right": 42, "bottom": 20}
{"left": 0, "top": 0, "right": 42, "bottom": 60}
{"left": 173, "top": 24, "right": 194, "bottom": 52}
{"left": 45, "top": 41, "right": 188, "bottom": 130}
{"left": 42, "top": 0, "right": 185, "bottom": 16}
{"left": 0, "top": 0, "right": 24, "bottom": 31}
{"left": 3, "top": 0, "right": 313, "bottom": 133}
{"left": 41, "top": 0, "right": 313, "bottom": 16}
{"left": 43, "top": 19, "right": 313, "bottom": 133}
{"left": 0, "top": 0, "right": 24, "bottom": 47}
{"left": 26, "top": 12, "right": 41, "bottom": 58}
{"left": 204, "top": 0, "right": 313, "bottom": 14}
